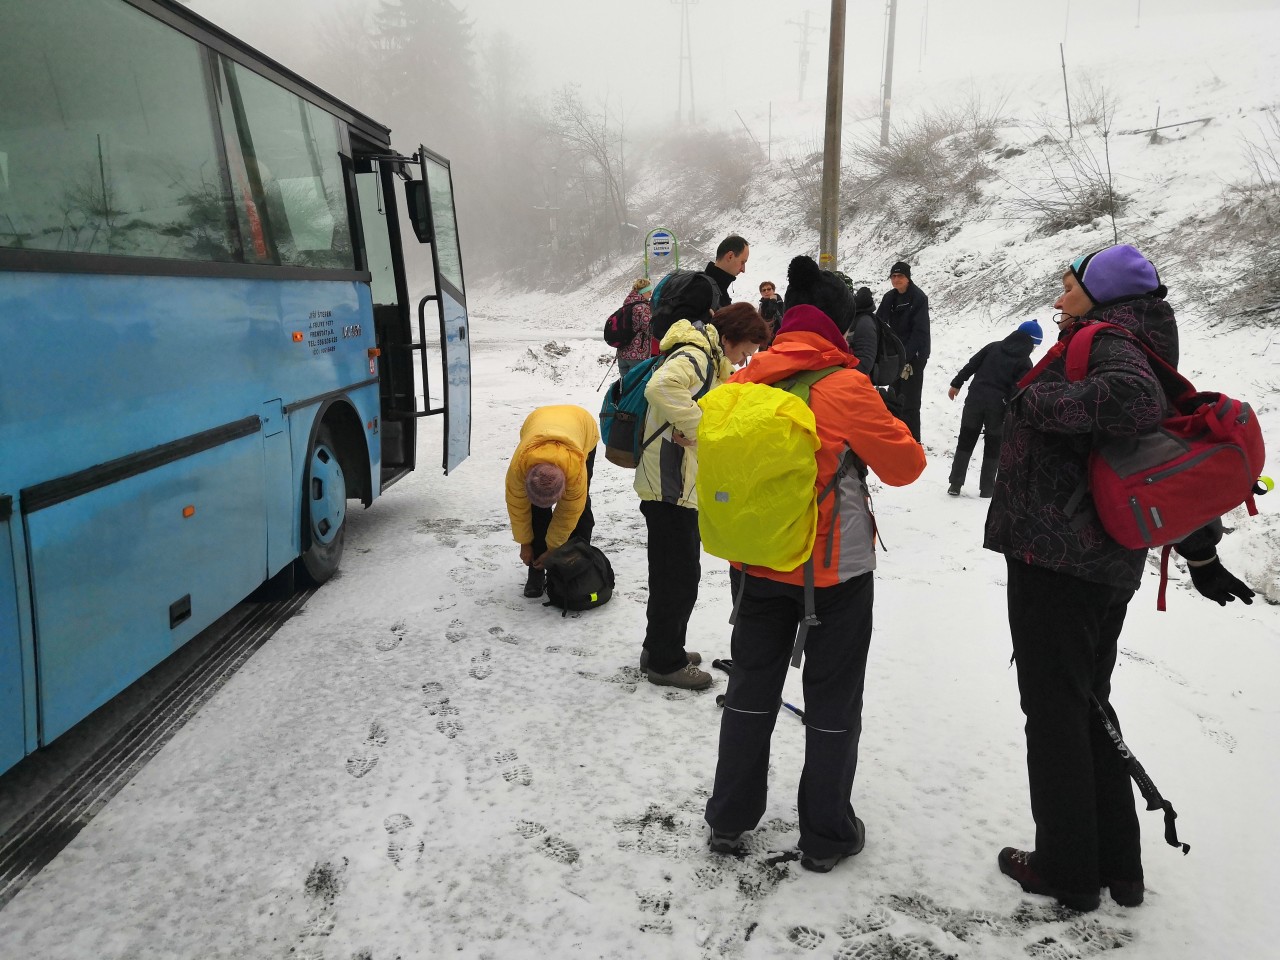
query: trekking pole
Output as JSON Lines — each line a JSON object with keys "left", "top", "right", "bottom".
{"left": 1092, "top": 694, "right": 1189, "bottom": 854}
{"left": 711, "top": 659, "right": 804, "bottom": 720}
{"left": 596, "top": 356, "right": 617, "bottom": 391}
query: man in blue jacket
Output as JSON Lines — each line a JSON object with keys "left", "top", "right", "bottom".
{"left": 877, "top": 261, "right": 930, "bottom": 441}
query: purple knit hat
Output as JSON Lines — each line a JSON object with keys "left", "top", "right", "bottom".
{"left": 1070, "top": 244, "right": 1162, "bottom": 307}
{"left": 525, "top": 463, "right": 565, "bottom": 508}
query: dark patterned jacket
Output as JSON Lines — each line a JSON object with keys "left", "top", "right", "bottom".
{"left": 983, "top": 296, "right": 1216, "bottom": 590}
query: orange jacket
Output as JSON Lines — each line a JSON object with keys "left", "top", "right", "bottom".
{"left": 729, "top": 328, "right": 925, "bottom": 586}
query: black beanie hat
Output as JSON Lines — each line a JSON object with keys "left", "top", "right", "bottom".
{"left": 889, "top": 261, "right": 911, "bottom": 279}
{"left": 854, "top": 286, "right": 875, "bottom": 311}
{"left": 784, "top": 255, "right": 857, "bottom": 333}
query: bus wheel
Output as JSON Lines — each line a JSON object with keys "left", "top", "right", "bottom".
{"left": 299, "top": 423, "right": 347, "bottom": 584}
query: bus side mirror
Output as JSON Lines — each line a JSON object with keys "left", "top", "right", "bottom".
{"left": 405, "top": 180, "right": 433, "bottom": 244}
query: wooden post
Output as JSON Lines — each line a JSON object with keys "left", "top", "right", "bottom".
{"left": 820, "top": 0, "right": 847, "bottom": 271}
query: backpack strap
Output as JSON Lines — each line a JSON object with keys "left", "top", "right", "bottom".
{"left": 790, "top": 557, "right": 821, "bottom": 668}
{"left": 638, "top": 345, "right": 717, "bottom": 453}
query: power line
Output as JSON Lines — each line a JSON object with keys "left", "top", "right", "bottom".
{"left": 786, "top": 10, "right": 824, "bottom": 101}
{"left": 672, "top": 0, "right": 698, "bottom": 123}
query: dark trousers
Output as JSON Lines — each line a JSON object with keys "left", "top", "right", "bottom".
{"left": 640, "top": 499, "right": 701, "bottom": 674}
{"left": 1006, "top": 557, "right": 1143, "bottom": 892}
{"left": 894, "top": 360, "right": 926, "bottom": 442}
{"left": 531, "top": 450, "right": 596, "bottom": 556}
{"left": 705, "top": 571, "right": 874, "bottom": 860}
{"left": 949, "top": 403, "right": 1003, "bottom": 488}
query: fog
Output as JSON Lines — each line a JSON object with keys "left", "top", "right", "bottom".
{"left": 185, "top": 0, "right": 1278, "bottom": 280}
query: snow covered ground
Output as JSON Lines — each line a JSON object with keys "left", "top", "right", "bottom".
{"left": 2, "top": 305, "right": 1278, "bottom": 960}
{"left": 4, "top": 8, "right": 1280, "bottom": 960}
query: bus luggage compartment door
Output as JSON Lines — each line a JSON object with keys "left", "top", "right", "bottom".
{"left": 23, "top": 432, "right": 268, "bottom": 743}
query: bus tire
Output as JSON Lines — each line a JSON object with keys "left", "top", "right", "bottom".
{"left": 299, "top": 422, "right": 347, "bottom": 585}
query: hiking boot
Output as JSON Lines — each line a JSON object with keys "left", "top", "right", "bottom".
{"left": 979, "top": 487, "right": 993, "bottom": 499}
{"left": 708, "top": 829, "right": 745, "bottom": 855}
{"left": 997, "top": 848, "right": 1100, "bottom": 912}
{"left": 1103, "top": 877, "right": 1145, "bottom": 907}
{"left": 639, "top": 649, "right": 702, "bottom": 671}
{"left": 646, "top": 663, "right": 713, "bottom": 690}
{"left": 801, "top": 817, "right": 865, "bottom": 873}
{"left": 947, "top": 484, "right": 961, "bottom": 497}
{"left": 523, "top": 567, "right": 545, "bottom": 598}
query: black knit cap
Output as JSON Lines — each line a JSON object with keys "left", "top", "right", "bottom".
{"left": 889, "top": 261, "right": 911, "bottom": 279}
{"left": 784, "top": 255, "right": 857, "bottom": 333}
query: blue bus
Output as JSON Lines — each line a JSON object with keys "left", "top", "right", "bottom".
{"left": 0, "top": 0, "right": 472, "bottom": 775}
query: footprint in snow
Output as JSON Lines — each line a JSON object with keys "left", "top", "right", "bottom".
{"left": 384, "top": 813, "right": 425, "bottom": 869}
{"left": 787, "top": 925, "right": 825, "bottom": 949}
{"left": 488, "top": 625, "right": 520, "bottom": 645}
{"left": 345, "top": 721, "right": 387, "bottom": 778}
{"left": 513, "top": 819, "right": 578, "bottom": 864}
{"left": 445, "top": 619, "right": 466, "bottom": 643}
{"left": 436, "top": 718, "right": 463, "bottom": 739}
{"left": 493, "top": 747, "right": 532, "bottom": 785}
{"left": 469, "top": 648, "right": 493, "bottom": 680}
{"left": 376, "top": 621, "right": 407, "bottom": 652}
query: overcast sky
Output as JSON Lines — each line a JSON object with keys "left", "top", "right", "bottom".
{"left": 190, "top": 0, "right": 1274, "bottom": 128}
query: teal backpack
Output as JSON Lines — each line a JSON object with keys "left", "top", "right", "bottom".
{"left": 600, "top": 346, "right": 714, "bottom": 468}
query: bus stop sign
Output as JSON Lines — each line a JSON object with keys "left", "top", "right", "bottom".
{"left": 648, "top": 231, "right": 673, "bottom": 259}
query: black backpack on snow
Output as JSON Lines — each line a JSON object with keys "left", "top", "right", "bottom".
{"left": 649, "top": 271, "right": 723, "bottom": 343}
{"left": 542, "top": 539, "right": 614, "bottom": 615}
{"left": 603, "top": 300, "right": 644, "bottom": 348}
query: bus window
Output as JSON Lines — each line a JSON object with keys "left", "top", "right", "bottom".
{"left": 0, "top": 0, "right": 237, "bottom": 261}
{"left": 355, "top": 172, "right": 397, "bottom": 308}
{"left": 217, "top": 60, "right": 354, "bottom": 270}
{"left": 423, "top": 155, "right": 465, "bottom": 296}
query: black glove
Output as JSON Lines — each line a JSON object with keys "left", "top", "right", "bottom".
{"left": 1187, "top": 557, "right": 1255, "bottom": 606}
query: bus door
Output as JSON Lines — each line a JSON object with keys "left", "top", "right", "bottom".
{"left": 0, "top": 494, "right": 33, "bottom": 771}
{"left": 405, "top": 146, "right": 472, "bottom": 474}
{"left": 354, "top": 147, "right": 471, "bottom": 482}
{"left": 353, "top": 150, "right": 418, "bottom": 487}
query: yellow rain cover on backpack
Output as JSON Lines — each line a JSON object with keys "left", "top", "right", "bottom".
{"left": 696, "top": 380, "right": 824, "bottom": 572}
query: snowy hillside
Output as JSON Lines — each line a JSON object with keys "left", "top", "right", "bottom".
{"left": 3, "top": 8, "right": 1280, "bottom": 960}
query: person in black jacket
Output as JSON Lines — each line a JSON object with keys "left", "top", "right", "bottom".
{"left": 946, "top": 320, "right": 1041, "bottom": 497}
{"left": 758, "top": 280, "right": 784, "bottom": 342}
{"left": 705, "top": 234, "right": 750, "bottom": 306}
{"left": 844, "top": 286, "right": 879, "bottom": 376}
{"left": 877, "top": 262, "right": 930, "bottom": 441}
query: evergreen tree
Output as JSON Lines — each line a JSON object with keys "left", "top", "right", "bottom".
{"left": 370, "top": 0, "right": 478, "bottom": 157}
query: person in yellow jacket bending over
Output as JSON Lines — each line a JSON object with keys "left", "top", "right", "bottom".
{"left": 505, "top": 405, "right": 600, "bottom": 598}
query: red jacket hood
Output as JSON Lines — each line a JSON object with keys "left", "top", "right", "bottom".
{"left": 730, "top": 329, "right": 858, "bottom": 385}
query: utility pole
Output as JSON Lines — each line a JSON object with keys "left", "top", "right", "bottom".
{"left": 879, "top": 0, "right": 897, "bottom": 147}
{"left": 819, "top": 0, "right": 846, "bottom": 271}
{"left": 1060, "top": 43, "right": 1074, "bottom": 139}
{"left": 673, "top": 0, "right": 698, "bottom": 124}
{"left": 787, "top": 10, "right": 823, "bottom": 101}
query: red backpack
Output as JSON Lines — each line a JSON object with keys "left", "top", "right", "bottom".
{"left": 1047, "top": 322, "right": 1265, "bottom": 609}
